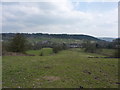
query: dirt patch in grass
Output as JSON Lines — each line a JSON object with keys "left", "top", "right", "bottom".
{"left": 44, "top": 65, "right": 52, "bottom": 69}
{"left": 43, "top": 76, "right": 60, "bottom": 82}
{"left": 94, "top": 76, "right": 100, "bottom": 80}
{"left": 83, "top": 70, "right": 91, "bottom": 75}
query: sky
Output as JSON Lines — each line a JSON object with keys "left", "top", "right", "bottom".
{"left": 1, "top": 0, "right": 118, "bottom": 38}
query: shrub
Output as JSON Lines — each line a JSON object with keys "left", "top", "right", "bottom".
{"left": 113, "top": 49, "right": 120, "bottom": 57}
{"left": 40, "top": 52, "right": 43, "bottom": 56}
{"left": 53, "top": 45, "right": 61, "bottom": 53}
{"left": 84, "top": 41, "right": 98, "bottom": 53}
{"left": 9, "top": 33, "right": 27, "bottom": 53}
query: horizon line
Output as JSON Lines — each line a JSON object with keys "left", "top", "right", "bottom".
{"left": 1, "top": 32, "right": 118, "bottom": 38}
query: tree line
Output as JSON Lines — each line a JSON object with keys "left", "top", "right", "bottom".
{"left": 2, "top": 33, "right": 120, "bottom": 57}
{"left": 2, "top": 33, "right": 102, "bottom": 41}
{"left": 2, "top": 33, "right": 68, "bottom": 55}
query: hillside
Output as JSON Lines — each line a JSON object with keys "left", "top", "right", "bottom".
{"left": 98, "top": 37, "right": 116, "bottom": 42}
{"left": 2, "top": 33, "right": 103, "bottom": 42}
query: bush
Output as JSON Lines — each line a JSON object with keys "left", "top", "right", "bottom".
{"left": 2, "top": 41, "right": 10, "bottom": 52}
{"left": 85, "top": 46, "right": 97, "bottom": 53}
{"left": 84, "top": 41, "right": 98, "bottom": 53}
{"left": 40, "top": 52, "right": 43, "bottom": 56}
{"left": 53, "top": 45, "right": 62, "bottom": 53}
{"left": 9, "top": 33, "right": 27, "bottom": 53}
{"left": 113, "top": 49, "right": 120, "bottom": 57}
{"left": 62, "top": 43, "right": 68, "bottom": 50}
{"left": 52, "top": 43, "right": 68, "bottom": 53}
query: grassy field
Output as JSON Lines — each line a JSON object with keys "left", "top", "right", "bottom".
{"left": 26, "top": 48, "right": 53, "bottom": 56}
{"left": 100, "top": 49, "right": 116, "bottom": 56}
{"left": 2, "top": 48, "right": 118, "bottom": 88}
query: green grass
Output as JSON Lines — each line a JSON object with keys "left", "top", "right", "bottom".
{"left": 2, "top": 48, "right": 118, "bottom": 88}
{"left": 100, "top": 49, "right": 116, "bottom": 56}
{"left": 26, "top": 50, "right": 41, "bottom": 56}
{"left": 26, "top": 48, "right": 53, "bottom": 56}
{"left": 41, "top": 48, "right": 53, "bottom": 56}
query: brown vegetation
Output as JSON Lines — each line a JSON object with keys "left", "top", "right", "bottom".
{"left": 2, "top": 52, "right": 35, "bottom": 56}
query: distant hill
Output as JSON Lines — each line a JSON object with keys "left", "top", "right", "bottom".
{"left": 2, "top": 33, "right": 103, "bottom": 42}
{"left": 98, "top": 37, "right": 116, "bottom": 42}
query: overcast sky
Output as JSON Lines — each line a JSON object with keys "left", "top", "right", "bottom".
{"left": 1, "top": 0, "right": 118, "bottom": 37}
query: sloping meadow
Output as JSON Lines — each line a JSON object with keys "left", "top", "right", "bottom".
{"left": 2, "top": 48, "right": 118, "bottom": 88}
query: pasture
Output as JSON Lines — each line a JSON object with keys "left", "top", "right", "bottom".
{"left": 2, "top": 48, "right": 118, "bottom": 88}
{"left": 26, "top": 48, "right": 53, "bottom": 56}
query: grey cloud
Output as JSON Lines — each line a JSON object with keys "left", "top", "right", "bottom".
{"left": 2, "top": 1, "right": 118, "bottom": 37}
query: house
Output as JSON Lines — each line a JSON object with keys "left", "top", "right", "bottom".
{"left": 68, "top": 43, "right": 82, "bottom": 48}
